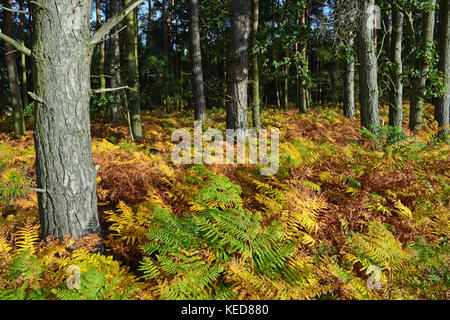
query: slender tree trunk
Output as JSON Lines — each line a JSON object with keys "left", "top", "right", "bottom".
{"left": 298, "top": 6, "right": 308, "bottom": 113}
{"left": 343, "top": 54, "right": 356, "bottom": 118}
{"left": 32, "top": 0, "right": 100, "bottom": 239}
{"left": 271, "top": 4, "right": 281, "bottom": 107}
{"left": 358, "top": 0, "right": 380, "bottom": 131}
{"left": 96, "top": 0, "right": 106, "bottom": 98}
{"left": 124, "top": 0, "right": 143, "bottom": 141}
{"left": 343, "top": 10, "right": 356, "bottom": 118}
{"left": 169, "top": 0, "right": 175, "bottom": 75}
{"left": 162, "top": 0, "right": 169, "bottom": 110}
{"left": 110, "top": 0, "right": 121, "bottom": 126}
{"left": 250, "top": 0, "right": 261, "bottom": 129}
{"left": 19, "top": 0, "right": 28, "bottom": 108}
{"left": 409, "top": 0, "right": 436, "bottom": 132}
{"left": 384, "top": 9, "right": 392, "bottom": 60}
{"left": 147, "top": 0, "right": 152, "bottom": 47}
{"left": 2, "top": 0, "right": 25, "bottom": 138}
{"left": 435, "top": 0, "right": 449, "bottom": 133}
{"left": 223, "top": 43, "right": 227, "bottom": 109}
{"left": 226, "top": 0, "right": 250, "bottom": 133}
{"left": 188, "top": 0, "right": 206, "bottom": 120}
{"left": 389, "top": 7, "right": 403, "bottom": 127}
{"left": 283, "top": 47, "right": 289, "bottom": 109}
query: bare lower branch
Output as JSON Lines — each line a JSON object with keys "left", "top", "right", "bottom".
{"left": 0, "top": 29, "right": 32, "bottom": 56}
{"left": 91, "top": 86, "right": 136, "bottom": 94}
{"left": 30, "top": 187, "right": 46, "bottom": 193}
{"left": 89, "top": 0, "right": 144, "bottom": 46}
{"left": 97, "top": 25, "right": 127, "bottom": 44}
{"left": 0, "top": 5, "right": 28, "bottom": 14}
{"left": 28, "top": 92, "right": 46, "bottom": 104}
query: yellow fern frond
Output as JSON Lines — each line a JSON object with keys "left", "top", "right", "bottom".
{"left": 14, "top": 224, "right": 39, "bottom": 255}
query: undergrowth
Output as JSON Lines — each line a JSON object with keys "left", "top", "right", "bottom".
{"left": 0, "top": 104, "right": 448, "bottom": 300}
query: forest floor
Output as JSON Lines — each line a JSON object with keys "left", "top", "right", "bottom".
{"left": 0, "top": 103, "right": 448, "bottom": 300}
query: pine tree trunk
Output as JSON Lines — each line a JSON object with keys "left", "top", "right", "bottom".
{"left": 188, "top": 0, "right": 207, "bottom": 121}
{"left": 124, "top": 0, "right": 143, "bottom": 141}
{"left": 358, "top": 0, "right": 380, "bottom": 131}
{"left": 226, "top": 0, "right": 250, "bottom": 133}
{"left": 19, "top": 0, "right": 28, "bottom": 108}
{"left": 110, "top": 0, "right": 121, "bottom": 126}
{"left": 251, "top": 0, "right": 261, "bottom": 129}
{"left": 389, "top": 8, "right": 403, "bottom": 127}
{"left": 162, "top": 0, "right": 169, "bottom": 111}
{"left": 343, "top": 53, "right": 356, "bottom": 118}
{"left": 298, "top": 7, "right": 308, "bottom": 113}
{"left": 32, "top": 0, "right": 100, "bottom": 239}
{"left": 2, "top": 0, "right": 25, "bottom": 138}
{"left": 283, "top": 47, "right": 289, "bottom": 109}
{"left": 147, "top": 0, "right": 152, "bottom": 47}
{"left": 409, "top": 0, "right": 436, "bottom": 132}
{"left": 96, "top": 0, "right": 106, "bottom": 98}
{"left": 435, "top": 0, "right": 449, "bottom": 133}
{"left": 343, "top": 10, "right": 355, "bottom": 118}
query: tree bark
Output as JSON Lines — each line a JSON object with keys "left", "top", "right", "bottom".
{"left": 124, "top": 0, "right": 143, "bottom": 141}
{"left": 188, "top": 0, "right": 207, "bottom": 121}
{"left": 343, "top": 9, "right": 355, "bottom": 118}
{"left": 250, "top": 0, "right": 261, "bottom": 129}
{"left": 389, "top": 7, "right": 403, "bottom": 127}
{"left": 110, "top": 0, "right": 121, "bottom": 126}
{"left": 298, "top": 6, "right": 308, "bottom": 114}
{"left": 32, "top": 0, "right": 100, "bottom": 239}
{"left": 30, "top": 0, "right": 143, "bottom": 240}
{"left": 409, "top": 0, "right": 436, "bottom": 132}
{"left": 283, "top": 47, "right": 289, "bottom": 109}
{"left": 147, "top": 0, "right": 152, "bottom": 47}
{"left": 19, "top": 0, "right": 28, "bottom": 108}
{"left": 96, "top": 0, "right": 106, "bottom": 98}
{"left": 2, "top": 0, "right": 25, "bottom": 138}
{"left": 343, "top": 53, "right": 356, "bottom": 118}
{"left": 357, "top": 0, "right": 380, "bottom": 131}
{"left": 226, "top": 0, "right": 250, "bottom": 133}
{"left": 435, "top": 0, "right": 449, "bottom": 133}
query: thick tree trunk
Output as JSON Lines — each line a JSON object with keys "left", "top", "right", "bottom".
{"left": 435, "top": 0, "right": 449, "bottom": 133}
{"left": 124, "top": 0, "right": 143, "bottom": 141}
{"left": 2, "top": 0, "right": 25, "bottom": 138}
{"left": 357, "top": 0, "right": 380, "bottom": 131}
{"left": 96, "top": 0, "right": 106, "bottom": 98}
{"left": 389, "top": 8, "right": 403, "bottom": 127}
{"left": 250, "top": 0, "right": 261, "bottom": 129}
{"left": 32, "top": 0, "right": 100, "bottom": 239}
{"left": 226, "top": 0, "right": 250, "bottom": 133}
{"left": 110, "top": 0, "right": 121, "bottom": 126}
{"left": 188, "top": 0, "right": 207, "bottom": 121}
{"left": 409, "top": 0, "right": 436, "bottom": 132}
